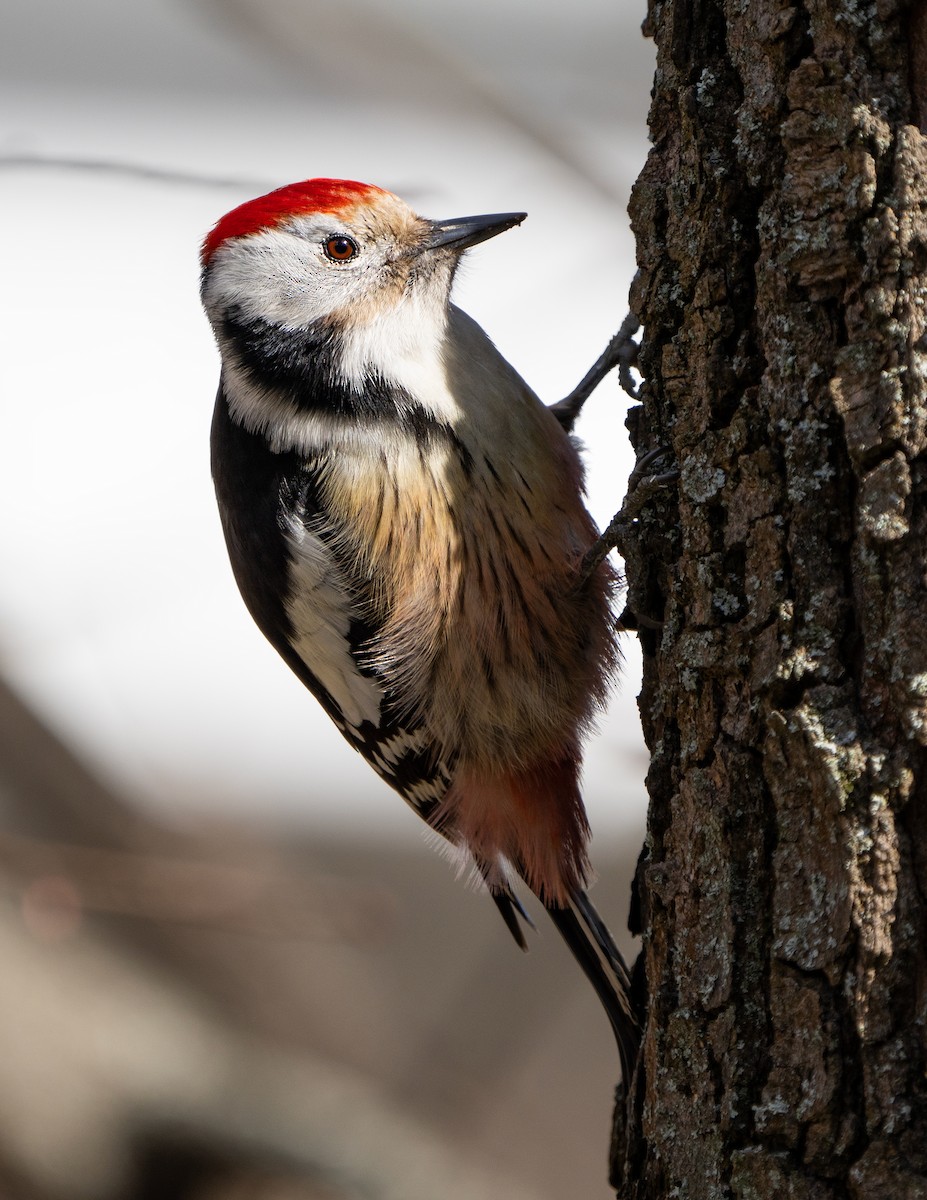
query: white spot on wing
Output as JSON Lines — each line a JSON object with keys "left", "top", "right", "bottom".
{"left": 404, "top": 778, "right": 445, "bottom": 808}
{"left": 283, "top": 515, "right": 382, "bottom": 731}
{"left": 374, "top": 728, "right": 429, "bottom": 766}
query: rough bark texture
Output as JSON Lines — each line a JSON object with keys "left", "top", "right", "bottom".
{"left": 611, "top": 1, "right": 927, "bottom": 1195}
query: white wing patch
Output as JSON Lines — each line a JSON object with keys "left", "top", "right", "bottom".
{"left": 370, "top": 728, "right": 429, "bottom": 767}
{"left": 283, "top": 515, "right": 382, "bottom": 732}
{"left": 402, "top": 777, "right": 447, "bottom": 809}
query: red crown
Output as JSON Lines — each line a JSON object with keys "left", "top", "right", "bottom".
{"left": 201, "top": 178, "right": 387, "bottom": 264}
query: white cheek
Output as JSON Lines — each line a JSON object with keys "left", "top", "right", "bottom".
{"left": 204, "top": 230, "right": 357, "bottom": 329}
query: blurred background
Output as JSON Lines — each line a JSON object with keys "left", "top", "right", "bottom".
{"left": 0, "top": 2, "right": 653, "bottom": 1197}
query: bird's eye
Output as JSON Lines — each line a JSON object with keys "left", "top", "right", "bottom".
{"left": 323, "top": 235, "right": 358, "bottom": 262}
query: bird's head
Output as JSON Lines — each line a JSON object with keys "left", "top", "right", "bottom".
{"left": 200, "top": 177, "right": 526, "bottom": 336}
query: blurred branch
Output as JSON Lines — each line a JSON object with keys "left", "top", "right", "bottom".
{"left": 203, "top": 0, "right": 628, "bottom": 203}
{"left": 0, "top": 153, "right": 271, "bottom": 191}
{"left": 0, "top": 831, "right": 394, "bottom": 942}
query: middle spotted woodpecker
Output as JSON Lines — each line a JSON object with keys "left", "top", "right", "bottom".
{"left": 200, "top": 178, "right": 639, "bottom": 1077}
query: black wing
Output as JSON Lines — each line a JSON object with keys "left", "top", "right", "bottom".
{"left": 210, "top": 386, "right": 451, "bottom": 819}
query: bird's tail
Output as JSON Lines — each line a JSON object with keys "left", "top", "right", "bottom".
{"left": 545, "top": 888, "right": 639, "bottom": 1081}
{"left": 471, "top": 854, "right": 536, "bottom": 951}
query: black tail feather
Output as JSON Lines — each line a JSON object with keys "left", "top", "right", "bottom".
{"left": 545, "top": 889, "right": 639, "bottom": 1081}
{"left": 474, "top": 856, "right": 536, "bottom": 951}
{"left": 491, "top": 890, "right": 536, "bottom": 951}
{"left": 479, "top": 861, "right": 638, "bottom": 1077}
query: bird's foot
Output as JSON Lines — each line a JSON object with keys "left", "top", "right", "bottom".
{"left": 549, "top": 312, "right": 641, "bottom": 432}
{"left": 578, "top": 446, "right": 677, "bottom": 584}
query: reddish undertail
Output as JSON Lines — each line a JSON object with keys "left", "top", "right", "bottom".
{"left": 436, "top": 754, "right": 589, "bottom": 906}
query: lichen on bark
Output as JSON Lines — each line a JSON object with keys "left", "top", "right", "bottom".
{"left": 612, "top": 1, "right": 927, "bottom": 1196}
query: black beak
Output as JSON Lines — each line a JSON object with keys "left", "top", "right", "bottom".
{"left": 426, "top": 211, "right": 527, "bottom": 252}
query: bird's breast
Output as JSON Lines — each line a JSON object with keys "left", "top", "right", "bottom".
{"left": 314, "top": 421, "right": 614, "bottom": 770}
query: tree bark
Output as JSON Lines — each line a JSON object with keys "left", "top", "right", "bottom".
{"left": 611, "top": 1, "right": 927, "bottom": 1195}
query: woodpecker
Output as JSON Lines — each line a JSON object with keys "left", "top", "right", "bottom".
{"left": 200, "top": 178, "right": 639, "bottom": 1076}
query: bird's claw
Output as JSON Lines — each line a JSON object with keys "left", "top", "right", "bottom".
{"left": 578, "top": 444, "right": 678, "bottom": 591}
{"left": 550, "top": 313, "right": 641, "bottom": 432}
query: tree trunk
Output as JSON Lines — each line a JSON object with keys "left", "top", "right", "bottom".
{"left": 611, "top": 1, "right": 927, "bottom": 1195}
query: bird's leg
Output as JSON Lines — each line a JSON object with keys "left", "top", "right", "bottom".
{"left": 549, "top": 312, "right": 641, "bottom": 433}
{"left": 578, "top": 445, "right": 678, "bottom": 600}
